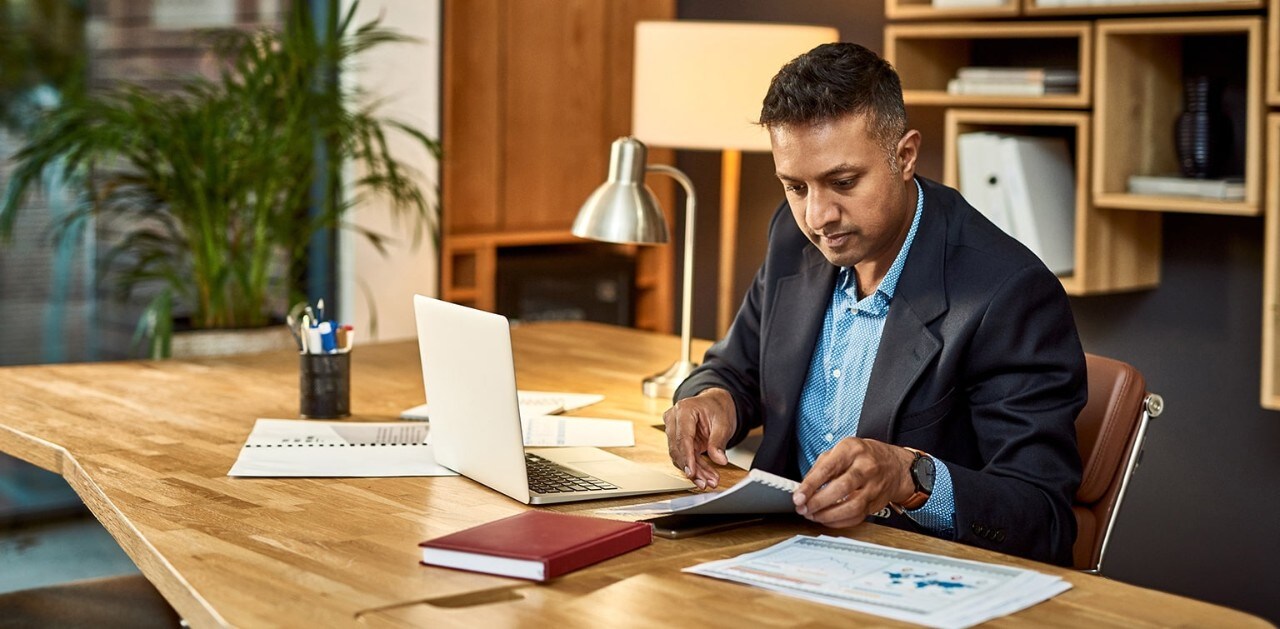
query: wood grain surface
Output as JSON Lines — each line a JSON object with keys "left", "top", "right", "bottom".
{"left": 0, "top": 321, "right": 1266, "bottom": 627}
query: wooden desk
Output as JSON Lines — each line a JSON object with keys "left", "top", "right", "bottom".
{"left": 0, "top": 322, "right": 1264, "bottom": 627}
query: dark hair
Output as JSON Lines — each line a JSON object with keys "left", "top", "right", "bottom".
{"left": 759, "top": 42, "right": 906, "bottom": 151}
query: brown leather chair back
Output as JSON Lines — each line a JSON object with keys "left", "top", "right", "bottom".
{"left": 1073, "top": 353, "right": 1162, "bottom": 574}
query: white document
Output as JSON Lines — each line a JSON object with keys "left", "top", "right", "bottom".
{"left": 521, "top": 415, "right": 634, "bottom": 448}
{"left": 685, "top": 535, "right": 1070, "bottom": 629}
{"left": 400, "top": 390, "right": 604, "bottom": 421}
{"left": 227, "top": 419, "right": 458, "bottom": 477}
{"left": 516, "top": 390, "right": 606, "bottom": 413}
{"left": 598, "top": 468, "right": 798, "bottom": 516}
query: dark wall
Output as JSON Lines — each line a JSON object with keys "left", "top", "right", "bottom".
{"left": 677, "top": 1, "right": 1279, "bottom": 623}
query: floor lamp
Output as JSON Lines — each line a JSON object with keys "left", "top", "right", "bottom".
{"left": 631, "top": 21, "right": 838, "bottom": 337}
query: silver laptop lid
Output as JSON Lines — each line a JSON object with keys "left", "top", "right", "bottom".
{"left": 414, "top": 295, "right": 532, "bottom": 503}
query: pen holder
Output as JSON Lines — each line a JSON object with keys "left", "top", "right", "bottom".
{"left": 300, "top": 352, "right": 350, "bottom": 419}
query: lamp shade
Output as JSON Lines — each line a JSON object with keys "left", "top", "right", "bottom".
{"left": 573, "top": 137, "right": 669, "bottom": 245}
{"left": 632, "top": 21, "right": 840, "bottom": 152}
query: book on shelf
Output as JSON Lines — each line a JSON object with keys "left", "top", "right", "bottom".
{"left": 419, "top": 510, "right": 652, "bottom": 582}
{"left": 956, "top": 67, "right": 1079, "bottom": 86}
{"left": 1127, "top": 175, "right": 1245, "bottom": 200}
{"left": 946, "top": 79, "right": 1076, "bottom": 97}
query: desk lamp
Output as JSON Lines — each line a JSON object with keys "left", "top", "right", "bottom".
{"left": 574, "top": 136, "right": 696, "bottom": 399}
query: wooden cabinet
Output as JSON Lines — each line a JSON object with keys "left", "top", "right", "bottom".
{"left": 441, "top": 0, "right": 677, "bottom": 332}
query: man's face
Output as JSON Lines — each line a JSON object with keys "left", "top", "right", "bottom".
{"left": 770, "top": 113, "right": 919, "bottom": 270}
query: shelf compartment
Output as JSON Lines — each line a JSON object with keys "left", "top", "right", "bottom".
{"left": 1270, "top": 0, "right": 1280, "bottom": 105}
{"left": 885, "top": 22, "right": 1092, "bottom": 109}
{"left": 944, "top": 109, "right": 1161, "bottom": 295}
{"left": 1023, "top": 0, "right": 1263, "bottom": 18}
{"left": 886, "top": 0, "right": 1020, "bottom": 20}
{"left": 1092, "top": 17, "right": 1263, "bottom": 216}
{"left": 1262, "top": 114, "right": 1280, "bottom": 408}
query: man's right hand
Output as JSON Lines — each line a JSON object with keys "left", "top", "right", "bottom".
{"left": 662, "top": 388, "right": 737, "bottom": 490}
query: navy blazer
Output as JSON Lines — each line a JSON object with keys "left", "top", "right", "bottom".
{"left": 676, "top": 177, "right": 1086, "bottom": 566}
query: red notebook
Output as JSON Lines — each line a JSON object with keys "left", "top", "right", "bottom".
{"left": 418, "top": 511, "right": 652, "bottom": 581}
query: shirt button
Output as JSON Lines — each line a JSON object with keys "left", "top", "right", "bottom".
{"left": 832, "top": 369, "right": 841, "bottom": 378}
{"left": 824, "top": 433, "right": 834, "bottom": 442}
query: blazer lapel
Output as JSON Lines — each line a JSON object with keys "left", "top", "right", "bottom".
{"left": 762, "top": 247, "right": 837, "bottom": 442}
{"left": 857, "top": 185, "right": 949, "bottom": 443}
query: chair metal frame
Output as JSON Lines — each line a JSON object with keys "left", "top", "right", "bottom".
{"left": 1084, "top": 391, "right": 1163, "bottom": 576}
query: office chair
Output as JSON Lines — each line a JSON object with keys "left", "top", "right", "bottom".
{"left": 1072, "top": 353, "right": 1163, "bottom": 575}
{"left": 0, "top": 574, "right": 179, "bottom": 629}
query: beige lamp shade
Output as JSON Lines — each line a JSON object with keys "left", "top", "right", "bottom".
{"left": 632, "top": 21, "right": 840, "bottom": 152}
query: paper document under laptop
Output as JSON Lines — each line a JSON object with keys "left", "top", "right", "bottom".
{"left": 413, "top": 295, "right": 691, "bottom": 504}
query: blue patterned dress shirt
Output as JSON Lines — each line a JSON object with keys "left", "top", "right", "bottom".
{"left": 795, "top": 177, "right": 956, "bottom": 537}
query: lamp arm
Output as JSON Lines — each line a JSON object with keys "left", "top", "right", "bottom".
{"left": 646, "top": 164, "right": 696, "bottom": 368}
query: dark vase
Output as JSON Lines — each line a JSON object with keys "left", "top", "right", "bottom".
{"left": 1174, "top": 75, "right": 1232, "bottom": 179}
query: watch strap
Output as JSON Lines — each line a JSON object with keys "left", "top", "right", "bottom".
{"left": 892, "top": 448, "right": 931, "bottom": 513}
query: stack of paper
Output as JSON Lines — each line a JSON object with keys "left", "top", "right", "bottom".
{"left": 947, "top": 67, "right": 1079, "bottom": 97}
{"left": 227, "top": 419, "right": 458, "bottom": 477}
{"left": 686, "top": 535, "right": 1070, "bottom": 629}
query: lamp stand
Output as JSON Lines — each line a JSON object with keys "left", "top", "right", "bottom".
{"left": 715, "top": 149, "right": 742, "bottom": 338}
{"left": 643, "top": 164, "right": 697, "bottom": 399}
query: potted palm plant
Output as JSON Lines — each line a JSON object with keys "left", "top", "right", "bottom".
{"left": 0, "top": 1, "right": 438, "bottom": 357}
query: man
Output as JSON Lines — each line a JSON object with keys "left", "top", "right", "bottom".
{"left": 662, "top": 42, "right": 1086, "bottom": 566}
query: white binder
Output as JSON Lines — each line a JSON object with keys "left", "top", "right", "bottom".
{"left": 957, "top": 132, "right": 1013, "bottom": 235}
{"left": 998, "top": 135, "right": 1076, "bottom": 275}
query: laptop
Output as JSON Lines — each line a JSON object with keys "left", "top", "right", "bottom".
{"left": 413, "top": 295, "right": 693, "bottom": 504}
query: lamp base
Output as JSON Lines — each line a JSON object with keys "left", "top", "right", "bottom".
{"left": 641, "top": 360, "right": 699, "bottom": 399}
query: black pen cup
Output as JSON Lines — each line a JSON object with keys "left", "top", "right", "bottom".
{"left": 300, "top": 352, "right": 351, "bottom": 419}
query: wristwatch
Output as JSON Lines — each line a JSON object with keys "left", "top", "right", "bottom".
{"left": 893, "top": 447, "right": 935, "bottom": 513}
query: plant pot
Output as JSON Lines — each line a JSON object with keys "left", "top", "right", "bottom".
{"left": 169, "top": 325, "right": 297, "bottom": 359}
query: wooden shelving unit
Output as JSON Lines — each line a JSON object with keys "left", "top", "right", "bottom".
{"left": 1270, "top": 0, "right": 1280, "bottom": 106}
{"left": 885, "top": 22, "right": 1092, "bottom": 109}
{"left": 1092, "top": 17, "right": 1263, "bottom": 216}
{"left": 887, "top": 2, "right": 1276, "bottom": 407}
{"left": 886, "top": 0, "right": 1019, "bottom": 20}
{"left": 1261, "top": 114, "right": 1280, "bottom": 409}
{"left": 441, "top": 0, "right": 676, "bottom": 333}
{"left": 1023, "top": 0, "right": 1263, "bottom": 17}
{"left": 944, "top": 109, "right": 1161, "bottom": 295}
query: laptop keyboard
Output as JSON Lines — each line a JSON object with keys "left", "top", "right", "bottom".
{"left": 525, "top": 452, "right": 618, "bottom": 494}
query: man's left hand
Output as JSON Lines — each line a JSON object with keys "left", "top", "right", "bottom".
{"left": 792, "top": 437, "right": 917, "bottom": 528}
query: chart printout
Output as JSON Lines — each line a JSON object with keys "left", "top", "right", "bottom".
{"left": 685, "top": 535, "right": 1069, "bottom": 628}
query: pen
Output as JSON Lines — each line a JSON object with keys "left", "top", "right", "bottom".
{"left": 317, "top": 298, "right": 325, "bottom": 323}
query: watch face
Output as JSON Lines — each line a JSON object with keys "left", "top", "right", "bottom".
{"left": 912, "top": 455, "right": 936, "bottom": 494}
